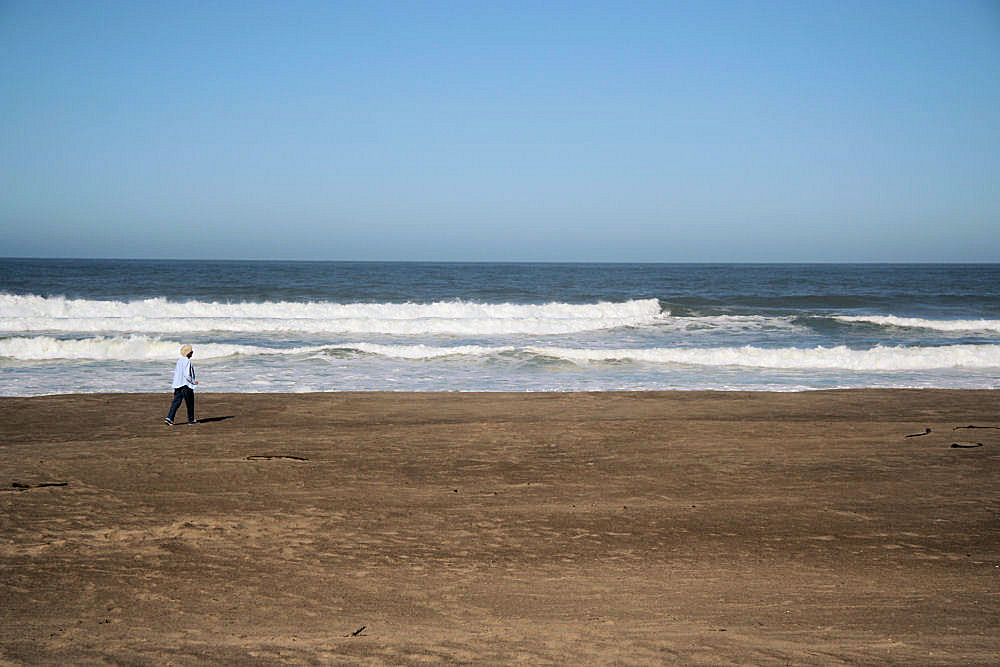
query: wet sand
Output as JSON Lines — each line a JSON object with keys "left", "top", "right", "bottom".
{"left": 1, "top": 390, "right": 998, "bottom": 665}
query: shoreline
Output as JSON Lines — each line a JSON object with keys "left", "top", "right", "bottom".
{"left": 5, "top": 385, "right": 1000, "bottom": 396}
{"left": 3, "top": 390, "right": 998, "bottom": 663}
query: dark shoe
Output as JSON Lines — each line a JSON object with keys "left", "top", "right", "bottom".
{"left": 187, "top": 420, "right": 199, "bottom": 425}
{"left": 163, "top": 417, "right": 174, "bottom": 426}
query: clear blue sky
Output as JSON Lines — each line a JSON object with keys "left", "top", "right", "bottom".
{"left": 2, "top": 0, "right": 998, "bottom": 261}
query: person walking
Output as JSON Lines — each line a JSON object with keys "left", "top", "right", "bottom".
{"left": 164, "top": 344, "right": 198, "bottom": 425}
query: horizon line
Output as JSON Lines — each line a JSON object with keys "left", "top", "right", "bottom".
{"left": 2, "top": 256, "right": 998, "bottom": 266}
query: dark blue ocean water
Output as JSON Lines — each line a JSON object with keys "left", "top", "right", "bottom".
{"left": 1, "top": 259, "right": 998, "bottom": 394}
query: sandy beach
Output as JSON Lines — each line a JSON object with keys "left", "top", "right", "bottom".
{"left": 1, "top": 390, "right": 998, "bottom": 665}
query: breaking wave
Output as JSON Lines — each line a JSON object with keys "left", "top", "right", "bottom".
{"left": 835, "top": 315, "right": 1000, "bottom": 333}
{"left": 0, "top": 335, "right": 314, "bottom": 361}
{"left": 0, "top": 295, "right": 663, "bottom": 336}
{"left": 5, "top": 335, "right": 998, "bottom": 371}
{"left": 524, "top": 344, "right": 1000, "bottom": 370}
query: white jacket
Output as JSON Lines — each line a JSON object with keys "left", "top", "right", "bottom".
{"left": 172, "top": 356, "right": 196, "bottom": 389}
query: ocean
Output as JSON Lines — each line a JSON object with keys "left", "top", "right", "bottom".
{"left": 1, "top": 259, "right": 998, "bottom": 396}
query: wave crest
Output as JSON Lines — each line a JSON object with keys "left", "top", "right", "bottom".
{"left": 835, "top": 315, "right": 1000, "bottom": 333}
{"left": 526, "top": 344, "right": 1000, "bottom": 370}
{"left": 0, "top": 336, "right": 306, "bottom": 361}
{"left": 7, "top": 335, "right": 997, "bottom": 371}
{"left": 0, "top": 295, "right": 663, "bottom": 336}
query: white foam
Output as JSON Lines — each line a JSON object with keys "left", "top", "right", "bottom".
{"left": 0, "top": 295, "right": 664, "bottom": 336}
{"left": 661, "top": 314, "right": 801, "bottom": 333}
{"left": 835, "top": 315, "right": 1000, "bottom": 333}
{"left": 350, "top": 342, "right": 516, "bottom": 359}
{"left": 337, "top": 341, "right": 1000, "bottom": 371}
{"left": 0, "top": 336, "right": 310, "bottom": 361}
{"left": 6, "top": 334, "right": 997, "bottom": 371}
{"left": 526, "top": 344, "right": 1000, "bottom": 370}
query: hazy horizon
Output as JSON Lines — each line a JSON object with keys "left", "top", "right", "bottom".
{"left": 3, "top": 257, "right": 999, "bottom": 266}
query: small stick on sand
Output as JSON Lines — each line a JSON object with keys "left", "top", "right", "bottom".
{"left": 10, "top": 481, "right": 68, "bottom": 490}
{"left": 244, "top": 455, "right": 309, "bottom": 461}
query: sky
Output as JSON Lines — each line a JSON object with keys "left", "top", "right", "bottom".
{"left": 1, "top": 0, "right": 998, "bottom": 262}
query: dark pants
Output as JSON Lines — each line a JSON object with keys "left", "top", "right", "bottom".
{"left": 167, "top": 386, "right": 195, "bottom": 423}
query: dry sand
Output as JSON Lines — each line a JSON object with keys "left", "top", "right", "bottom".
{"left": 1, "top": 390, "right": 998, "bottom": 665}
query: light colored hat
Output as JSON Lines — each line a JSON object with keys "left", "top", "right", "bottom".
{"left": 180, "top": 344, "right": 193, "bottom": 357}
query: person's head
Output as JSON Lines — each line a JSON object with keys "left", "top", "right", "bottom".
{"left": 180, "top": 344, "right": 193, "bottom": 358}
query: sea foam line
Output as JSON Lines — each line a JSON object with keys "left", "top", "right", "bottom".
{"left": 525, "top": 344, "right": 1000, "bottom": 370}
{"left": 345, "top": 342, "right": 1000, "bottom": 370}
{"left": 4, "top": 336, "right": 999, "bottom": 371}
{"left": 0, "top": 336, "right": 318, "bottom": 361}
{"left": 0, "top": 336, "right": 512, "bottom": 362}
{"left": 835, "top": 315, "right": 1000, "bottom": 333}
{"left": 0, "top": 295, "right": 663, "bottom": 335}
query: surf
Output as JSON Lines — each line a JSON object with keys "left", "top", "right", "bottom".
{"left": 0, "top": 295, "right": 664, "bottom": 336}
{"left": 0, "top": 335, "right": 314, "bottom": 361}
{"left": 523, "top": 343, "right": 1000, "bottom": 370}
{"left": 5, "top": 335, "right": 999, "bottom": 371}
{"left": 834, "top": 315, "right": 1000, "bottom": 333}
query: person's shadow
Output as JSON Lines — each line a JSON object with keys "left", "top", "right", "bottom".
{"left": 196, "top": 416, "right": 235, "bottom": 424}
